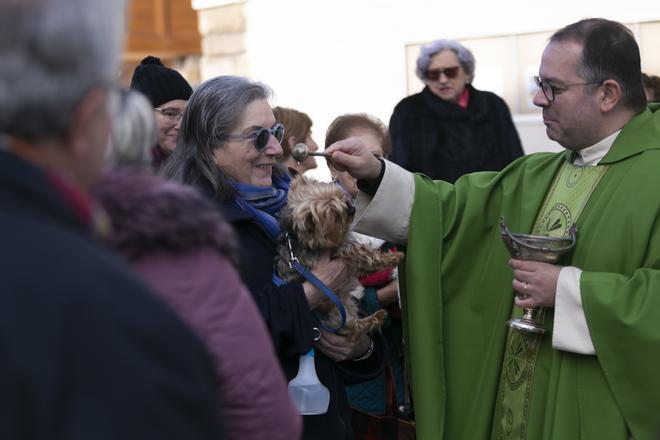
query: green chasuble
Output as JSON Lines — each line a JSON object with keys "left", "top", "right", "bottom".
{"left": 496, "top": 161, "right": 608, "bottom": 440}
{"left": 401, "top": 106, "right": 660, "bottom": 439}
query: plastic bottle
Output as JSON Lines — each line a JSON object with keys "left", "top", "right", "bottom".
{"left": 288, "top": 349, "right": 330, "bottom": 415}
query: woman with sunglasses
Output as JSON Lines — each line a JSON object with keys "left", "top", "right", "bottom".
{"left": 389, "top": 39, "right": 524, "bottom": 183}
{"left": 162, "top": 76, "right": 386, "bottom": 440}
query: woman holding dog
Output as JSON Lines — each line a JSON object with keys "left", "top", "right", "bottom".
{"left": 162, "top": 76, "right": 386, "bottom": 440}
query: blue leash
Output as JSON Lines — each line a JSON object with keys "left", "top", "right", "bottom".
{"left": 272, "top": 233, "right": 347, "bottom": 332}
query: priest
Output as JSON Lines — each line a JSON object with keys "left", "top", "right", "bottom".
{"left": 326, "top": 18, "right": 660, "bottom": 440}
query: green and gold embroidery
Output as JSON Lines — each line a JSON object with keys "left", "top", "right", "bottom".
{"left": 497, "top": 161, "right": 608, "bottom": 439}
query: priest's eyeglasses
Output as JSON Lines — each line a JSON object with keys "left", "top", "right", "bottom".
{"left": 534, "top": 76, "right": 604, "bottom": 102}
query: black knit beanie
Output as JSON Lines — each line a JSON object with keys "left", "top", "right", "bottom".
{"left": 129, "top": 56, "right": 193, "bottom": 108}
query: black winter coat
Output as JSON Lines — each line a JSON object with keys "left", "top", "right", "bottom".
{"left": 206, "top": 187, "right": 386, "bottom": 440}
{"left": 0, "top": 150, "right": 226, "bottom": 440}
{"left": 389, "top": 85, "right": 524, "bottom": 182}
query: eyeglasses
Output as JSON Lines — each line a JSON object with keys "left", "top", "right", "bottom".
{"left": 225, "top": 123, "right": 285, "bottom": 151}
{"left": 155, "top": 107, "right": 185, "bottom": 122}
{"left": 424, "top": 66, "right": 461, "bottom": 81}
{"left": 534, "top": 76, "right": 604, "bottom": 102}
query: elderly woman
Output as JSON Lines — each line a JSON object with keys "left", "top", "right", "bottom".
{"left": 95, "top": 88, "right": 301, "bottom": 440}
{"left": 389, "top": 39, "right": 524, "bottom": 182}
{"left": 161, "top": 76, "right": 386, "bottom": 440}
{"left": 273, "top": 106, "right": 320, "bottom": 174}
{"left": 104, "top": 88, "right": 157, "bottom": 167}
{"left": 130, "top": 56, "right": 192, "bottom": 168}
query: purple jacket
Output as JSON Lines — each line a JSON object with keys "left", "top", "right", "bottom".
{"left": 93, "top": 169, "right": 302, "bottom": 440}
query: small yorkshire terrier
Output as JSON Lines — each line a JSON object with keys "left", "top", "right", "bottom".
{"left": 276, "top": 175, "right": 403, "bottom": 340}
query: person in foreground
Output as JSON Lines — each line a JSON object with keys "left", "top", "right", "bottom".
{"left": 0, "top": 0, "right": 226, "bottom": 438}
{"left": 162, "top": 75, "right": 386, "bottom": 440}
{"left": 326, "top": 18, "right": 660, "bottom": 440}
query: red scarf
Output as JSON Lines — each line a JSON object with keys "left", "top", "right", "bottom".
{"left": 44, "top": 171, "right": 93, "bottom": 227}
{"left": 458, "top": 86, "right": 470, "bottom": 108}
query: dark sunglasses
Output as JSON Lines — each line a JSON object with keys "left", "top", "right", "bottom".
{"left": 225, "top": 123, "right": 285, "bottom": 151}
{"left": 424, "top": 66, "right": 461, "bottom": 81}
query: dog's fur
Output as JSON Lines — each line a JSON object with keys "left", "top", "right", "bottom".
{"left": 276, "top": 175, "right": 403, "bottom": 340}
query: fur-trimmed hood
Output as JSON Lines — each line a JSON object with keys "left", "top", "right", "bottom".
{"left": 92, "top": 168, "right": 236, "bottom": 261}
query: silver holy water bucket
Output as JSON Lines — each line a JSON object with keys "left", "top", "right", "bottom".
{"left": 500, "top": 216, "right": 577, "bottom": 333}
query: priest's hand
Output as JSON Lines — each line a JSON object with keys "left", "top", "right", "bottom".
{"left": 509, "top": 259, "right": 562, "bottom": 308}
{"left": 324, "top": 136, "right": 382, "bottom": 181}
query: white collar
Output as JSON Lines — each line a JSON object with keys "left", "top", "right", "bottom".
{"left": 573, "top": 130, "right": 621, "bottom": 166}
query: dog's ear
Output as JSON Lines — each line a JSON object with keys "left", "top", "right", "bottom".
{"left": 278, "top": 205, "right": 294, "bottom": 232}
{"left": 287, "top": 174, "right": 311, "bottom": 207}
{"left": 289, "top": 173, "right": 311, "bottom": 192}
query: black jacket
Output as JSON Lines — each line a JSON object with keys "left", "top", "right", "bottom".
{"left": 0, "top": 150, "right": 226, "bottom": 440}
{"left": 390, "top": 85, "right": 524, "bottom": 182}
{"left": 209, "top": 190, "right": 386, "bottom": 440}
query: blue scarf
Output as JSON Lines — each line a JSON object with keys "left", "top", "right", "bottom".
{"left": 235, "top": 173, "right": 348, "bottom": 331}
{"left": 232, "top": 173, "right": 290, "bottom": 240}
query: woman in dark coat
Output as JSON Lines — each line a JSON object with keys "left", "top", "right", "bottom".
{"left": 161, "top": 76, "right": 386, "bottom": 440}
{"left": 94, "top": 88, "right": 301, "bottom": 440}
{"left": 389, "top": 39, "right": 524, "bottom": 182}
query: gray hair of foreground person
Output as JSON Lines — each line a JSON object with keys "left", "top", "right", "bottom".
{"left": 161, "top": 75, "right": 279, "bottom": 200}
{"left": 106, "top": 89, "right": 158, "bottom": 168}
{"left": 415, "top": 39, "right": 476, "bottom": 83}
{"left": 0, "top": 0, "right": 125, "bottom": 142}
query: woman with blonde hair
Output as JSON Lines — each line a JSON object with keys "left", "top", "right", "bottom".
{"left": 273, "top": 106, "right": 320, "bottom": 174}
{"left": 162, "top": 76, "right": 386, "bottom": 440}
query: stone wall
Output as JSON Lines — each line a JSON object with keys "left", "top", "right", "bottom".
{"left": 193, "top": 0, "right": 248, "bottom": 80}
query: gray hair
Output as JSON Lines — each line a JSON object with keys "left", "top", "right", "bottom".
{"left": 0, "top": 0, "right": 125, "bottom": 141}
{"left": 105, "top": 89, "right": 158, "bottom": 168}
{"left": 161, "top": 75, "right": 274, "bottom": 200}
{"left": 415, "top": 39, "right": 476, "bottom": 83}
